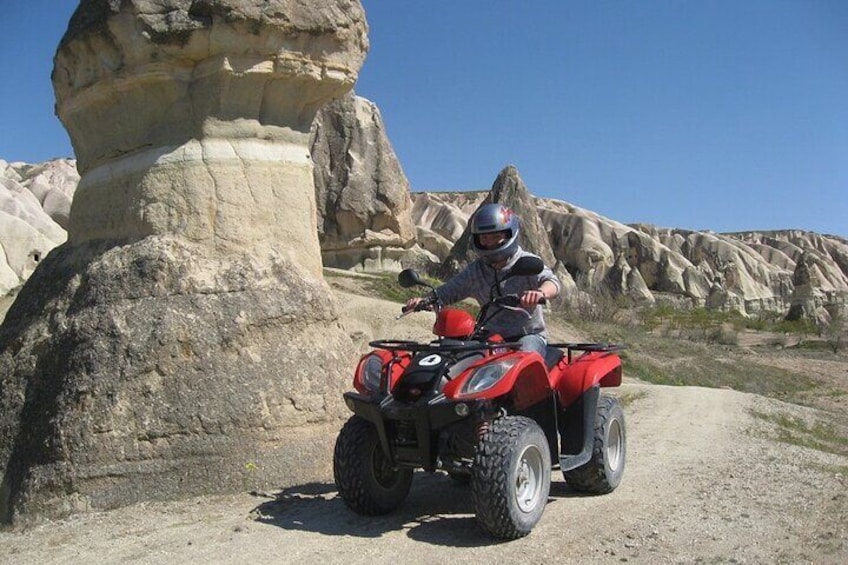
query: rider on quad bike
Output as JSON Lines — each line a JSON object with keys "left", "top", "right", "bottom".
{"left": 406, "top": 203, "right": 562, "bottom": 356}
{"left": 333, "top": 203, "right": 627, "bottom": 540}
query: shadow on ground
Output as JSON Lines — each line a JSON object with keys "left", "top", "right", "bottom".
{"left": 251, "top": 472, "right": 583, "bottom": 547}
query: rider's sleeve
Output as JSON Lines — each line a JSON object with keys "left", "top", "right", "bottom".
{"left": 433, "top": 262, "right": 479, "bottom": 305}
{"left": 538, "top": 264, "right": 562, "bottom": 297}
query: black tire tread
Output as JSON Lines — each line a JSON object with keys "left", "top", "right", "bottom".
{"left": 471, "top": 416, "right": 551, "bottom": 539}
{"left": 563, "top": 395, "right": 625, "bottom": 494}
{"left": 333, "top": 415, "right": 412, "bottom": 515}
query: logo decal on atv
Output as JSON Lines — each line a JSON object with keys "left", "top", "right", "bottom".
{"left": 418, "top": 354, "right": 443, "bottom": 366}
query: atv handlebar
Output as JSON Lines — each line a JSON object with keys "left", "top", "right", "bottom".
{"left": 397, "top": 294, "right": 439, "bottom": 319}
{"left": 491, "top": 294, "right": 547, "bottom": 308}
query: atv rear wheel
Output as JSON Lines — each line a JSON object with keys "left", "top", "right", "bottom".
{"left": 333, "top": 415, "right": 413, "bottom": 515}
{"left": 472, "top": 416, "right": 552, "bottom": 539}
{"left": 563, "top": 394, "right": 626, "bottom": 494}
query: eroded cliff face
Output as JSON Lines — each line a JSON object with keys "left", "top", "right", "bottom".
{"left": 413, "top": 192, "right": 848, "bottom": 320}
{"left": 0, "top": 160, "right": 77, "bottom": 295}
{"left": 0, "top": 0, "right": 368, "bottom": 526}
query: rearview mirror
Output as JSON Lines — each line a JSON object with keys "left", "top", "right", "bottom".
{"left": 506, "top": 256, "right": 544, "bottom": 278}
{"left": 398, "top": 269, "right": 429, "bottom": 289}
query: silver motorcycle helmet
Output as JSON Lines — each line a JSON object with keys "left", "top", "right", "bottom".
{"left": 470, "top": 203, "right": 520, "bottom": 264}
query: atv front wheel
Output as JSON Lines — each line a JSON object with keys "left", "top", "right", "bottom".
{"left": 447, "top": 470, "right": 472, "bottom": 485}
{"left": 472, "top": 416, "right": 552, "bottom": 539}
{"left": 563, "top": 394, "right": 626, "bottom": 494}
{"left": 333, "top": 415, "right": 413, "bottom": 515}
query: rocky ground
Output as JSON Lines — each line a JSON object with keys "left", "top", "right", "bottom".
{"left": 1, "top": 289, "right": 847, "bottom": 564}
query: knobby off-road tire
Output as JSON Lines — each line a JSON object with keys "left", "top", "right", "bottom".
{"left": 472, "top": 416, "right": 552, "bottom": 539}
{"left": 333, "top": 415, "right": 413, "bottom": 515}
{"left": 447, "top": 471, "right": 472, "bottom": 485}
{"left": 563, "top": 394, "right": 626, "bottom": 494}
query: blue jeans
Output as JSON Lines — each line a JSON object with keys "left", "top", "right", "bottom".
{"left": 517, "top": 334, "right": 547, "bottom": 358}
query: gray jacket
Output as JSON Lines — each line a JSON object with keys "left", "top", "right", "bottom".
{"left": 434, "top": 247, "right": 561, "bottom": 339}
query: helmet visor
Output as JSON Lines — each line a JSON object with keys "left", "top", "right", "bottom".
{"left": 475, "top": 230, "right": 511, "bottom": 250}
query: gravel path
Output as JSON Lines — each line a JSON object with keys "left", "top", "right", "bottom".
{"left": 2, "top": 382, "right": 846, "bottom": 564}
{"left": 2, "top": 290, "right": 846, "bottom": 564}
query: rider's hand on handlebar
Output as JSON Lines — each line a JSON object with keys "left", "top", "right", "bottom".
{"left": 403, "top": 295, "right": 436, "bottom": 313}
{"left": 404, "top": 297, "right": 425, "bottom": 312}
{"left": 520, "top": 290, "right": 547, "bottom": 308}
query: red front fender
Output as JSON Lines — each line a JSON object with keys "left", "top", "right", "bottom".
{"left": 444, "top": 351, "right": 553, "bottom": 410}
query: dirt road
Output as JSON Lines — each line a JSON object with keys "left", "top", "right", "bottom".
{"left": 2, "top": 381, "right": 846, "bottom": 564}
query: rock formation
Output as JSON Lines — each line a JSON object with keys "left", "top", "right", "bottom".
{"left": 1, "top": 0, "right": 368, "bottom": 525}
{"left": 411, "top": 191, "right": 487, "bottom": 266}
{"left": 415, "top": 191, "right": 848, "bottom": 316}
{"left": 310, "top": 91, "right": 426, "bottom": 272}
{"left": 785, "top": 241, "right": 848, "bottom": 325}
{"left": 0, "top": 160, "right": 74, "bottom": 295}
{"left": 5, "top": 153, "right": 848, "bottom": 324}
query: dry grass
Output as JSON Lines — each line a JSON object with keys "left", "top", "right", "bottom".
{"left": 552, "top": 315, "right": 848, "bottom": 416}
{"left": 751, "top": 409, "right": 848, "bottom": 458}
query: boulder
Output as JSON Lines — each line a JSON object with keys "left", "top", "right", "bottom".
{"left": 1, "top": 0, "right": 368, "bottom": 526}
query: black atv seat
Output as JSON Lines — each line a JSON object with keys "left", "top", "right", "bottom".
{"left": 544, "top": 346, "right": 564, "bottom": 369}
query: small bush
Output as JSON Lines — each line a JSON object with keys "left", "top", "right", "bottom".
{"left": 821, "top": 310, "right": 845, "bottom": 353}
{"left": 565, "top": 289, "right": 621, "bottom": 324}
{"left": 715, "top": 323, "right": 739, "bottom": 346}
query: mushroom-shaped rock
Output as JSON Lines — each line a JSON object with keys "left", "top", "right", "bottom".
{"left": 0, "top": 0, "right": 368, "bottom": 526}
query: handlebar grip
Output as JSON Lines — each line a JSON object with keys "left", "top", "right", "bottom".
{"left": 495, "top": 295, "right": 547, "bottom": 307}
{"left": 401, "top": 296, "right": 437, "bottom": 314}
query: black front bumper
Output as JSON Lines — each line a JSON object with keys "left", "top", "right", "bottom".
{"left": 343, "top": 391, "right": 483, "bottom": 470}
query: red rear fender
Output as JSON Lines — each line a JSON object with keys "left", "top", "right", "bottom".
{"left": 554, "top": 352, "right": 622, "bottom": 406}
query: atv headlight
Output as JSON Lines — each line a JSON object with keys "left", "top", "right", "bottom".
{"left": 360, "top": 354, "right": 384, "bottom": 392}
{"left": 461, "top": 359, "right": 517, "bottom": 395}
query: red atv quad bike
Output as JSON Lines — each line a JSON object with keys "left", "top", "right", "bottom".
{"left": 333, "top": 256, "right": 626, "bottom": 539}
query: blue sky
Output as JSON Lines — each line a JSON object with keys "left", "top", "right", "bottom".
{"left": 1, "top": 1, "right": 846, "bottom": 237}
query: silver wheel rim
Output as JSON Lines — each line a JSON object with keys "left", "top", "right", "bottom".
{"left": 607, "top": 418, "right": 623, "bottom": 472}
{"left": 515, "top": 444, "right": 544, "bottom": 513}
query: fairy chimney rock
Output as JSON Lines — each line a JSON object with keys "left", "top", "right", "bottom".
{"left": 54, "top": 0, "right": 368, "bottom": 272}
{"left": 310, "top": 91, "right": 418, "bottom": 272}
{"left": 0, "top": 0, "right": 368, "bottom": 526}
